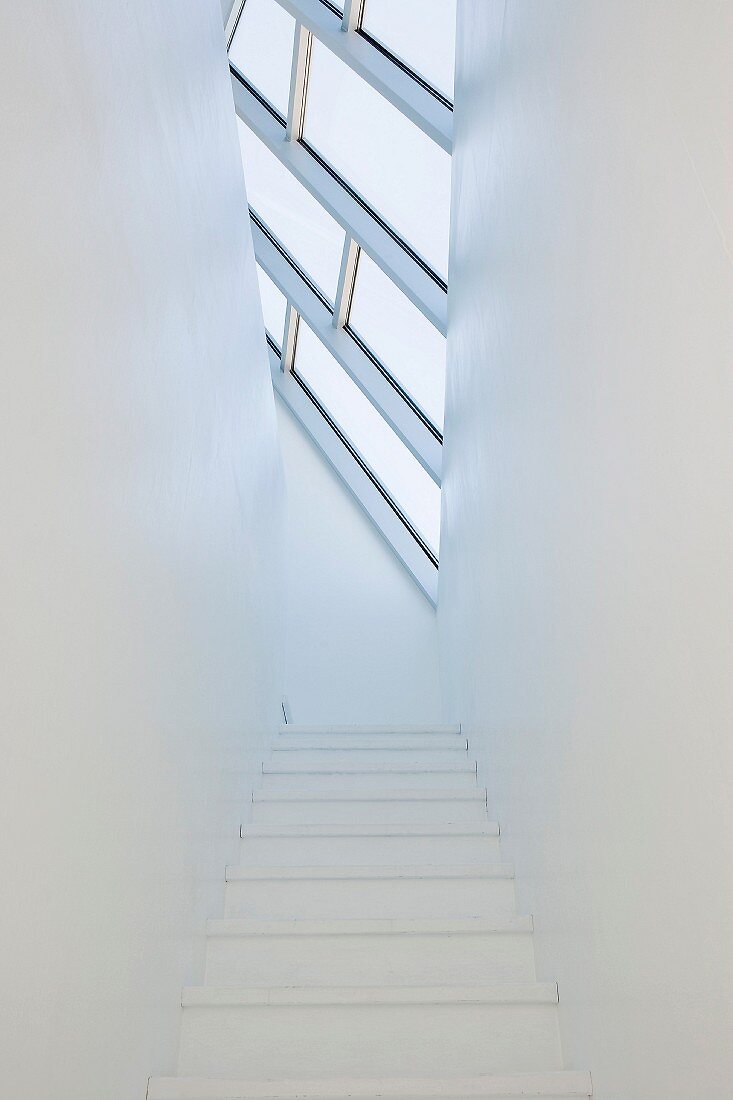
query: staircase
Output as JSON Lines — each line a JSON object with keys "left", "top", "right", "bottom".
{"left": 148, "top": 724, "right": 592, "bottom": 1100}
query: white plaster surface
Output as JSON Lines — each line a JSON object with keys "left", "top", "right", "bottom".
{"left": 276, "top": 402, "right": 441, "bottom": 725}
{"left": 439, "top": 3, "right": 733, "bottom": 1097}
{"left": 0, "top": 1, "right": 284, "bottom": 1096}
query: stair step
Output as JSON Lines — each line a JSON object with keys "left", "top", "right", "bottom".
{"left": 240, "top": 824, "right": 500, "bottom": 837}
{"left": 268, "top": 748, "right": 469, "bottom": 768}
{"left": 274, "top": 736, "right": 468, "bottom": 752}
{"left": 207, "top": 915, "right": 532, "bottom": 934}
{"left": 261, "top": 764, "right": 478, "bottom": 791}
{"left": 204, "top": 916, "right": 535, "bottom": 986}
{"left": 177, "top": 984, "right": 562, "bottom": 1078}
{"left": 226, "top": 865, "right": 514, "bottom": 880}
{"left": 149, "top": 1070, "right": 593, "bottom": 1099}
{"left": 239, "top": 822, "right": 500, "bottom": 866}
{"left": 183, "top": 983, "right": 556, "bottom": 1006}
{"left": 223, "top": 864, "right": 515, "bottom": 921}
{"left": 251, "top": 788, "right": 488, "bottom": 825}
{"left": 182, "top": 981, "right": 554, "bottom": 1007}
{"left": 155, "top": 709, "right": 595, "bottom": 1099}
{"left": 277, "top": 725, "right": 462, "bottom": 737}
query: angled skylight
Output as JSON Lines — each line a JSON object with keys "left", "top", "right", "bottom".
{"left": 238, "top": 121, "right": 345, "bottom": 305}
{"left": 294, "top": 320, "right": 441, "bottom": 557}
{"left": 228, "top": 0, "right": 455, "bottom": 603}
{"left": 303, "top": 38, "right": 451, "bottom": 280}
{"left": 229, "top": 0, "right": 295, "bottom": 119}
{"left": 359, "top": 0, "right": 457, "bottom": 102}
{"left": 347, "top": 251, "right": 446, "bottom": 432}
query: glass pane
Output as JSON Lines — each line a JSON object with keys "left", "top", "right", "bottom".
{"left": 295, "top": 320, "right": 440, "bottom": 554}
{"left": 361, "top": 0, "right": 456, "bottom": 101}
{"left": 229, "top": 0, "right": 295, "bottom": 119}
{"left": 348, "top": 252, "right": 446, "bottom": 431}
{"left": 238, "top": 121, "right": 345, "bottom": 305}
{"left": 303, "top": 39, "right": 451, "bottom": 279}
{"left": 256, "top": 263, "right": 287, "bottom": 347}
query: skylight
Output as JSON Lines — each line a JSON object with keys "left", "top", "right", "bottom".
{"left": 302, "top": 38, "right": 451, "bottom": 279}
{"left": 238, "top": 120, "right": 345, "bottom": 305}
{"left": 228, "top": 0, "right": 454, "bottom": 603}
{"left": 294, "top": 321, "right": 441, "bottom": 556}
{"left": 347, "top": 251, "right": 446, "bottom": 432}
{"left": 229, "top": 0, "right": 295, "bottom": 119}
{"left": 359, "top": 0, "right": 457, "bottom": 102}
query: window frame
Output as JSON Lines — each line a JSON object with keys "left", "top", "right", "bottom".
{"left": 229, "top": 0, "right": 455, "bottom": 600}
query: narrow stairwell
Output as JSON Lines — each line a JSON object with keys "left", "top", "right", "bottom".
{"left": 148, "top": 725, "right": 592, "bottom": 1100}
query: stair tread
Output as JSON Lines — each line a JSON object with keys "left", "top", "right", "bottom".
{"left": 206, "top": 917, "right": 533, "bottom": 937}
{"left": 165, "top": 724, "right": 591, "bottom": 1096}
{"left": 181, "top": 983, "right": 558, "bottom": 1007}
{"left": 240, "top": 824, "right": 499, "bottom": 838}
{"left": 263, "top": 765, "right": 477, "bottom": 775}
{"left": 226, "top": 864, "right": 514, "bottom": 881}
{"left": 149, "top": 1070, "right": 593, "bottom": 1099}
{"left": 273, "top": 740, "right": 467, "bottom": 751}
{"left": 253, "top": 788, "right": 487, "bottom": 802}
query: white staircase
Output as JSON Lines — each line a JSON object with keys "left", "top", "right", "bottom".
{"left": 148, "top": 724, "right": 592, "bottom": 1100}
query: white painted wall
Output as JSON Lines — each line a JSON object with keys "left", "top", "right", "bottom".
{"left": 277, "top": 402, "right": 441, "bottom": 725}
{"left": 439, "top": 3, "right": 733, "bottom": 1098}
{"left": 0, "top": 3, "right": 283, "bottom": 1098}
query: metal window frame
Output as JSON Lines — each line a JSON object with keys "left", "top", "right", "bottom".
{"left": 261, "top": 272, "right": 439, "bottom": 599}
{"left": 270, "top": 343, "right": 439, "bottom": 605}
{"left": 286, "top": 21, "right": 312, "bottom": 140}
{"left": 252, "top": 211, "right": 442, "bottom": 482}
{"left": 230, "top": 63, "right": 448, "bottom": 333}
{"left": 225, "top": 0, "right": 247, "bottom": 50}
{"left": 275, "top": 0, "right": 452, "bottom": 150}
{"left": 333, "top": 234, "right": 359, "bottom": 330}
{"left": 355, "top": 30, "right": 453, "bottom": 113}
{"left": 229, "top": 0, "right": 449, "bottom": 602}
{"left": 340, "top": 0, "right": 362, "bottom": 34}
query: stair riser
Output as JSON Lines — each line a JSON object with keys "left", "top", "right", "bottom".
{"left": 178, "top": 1002, "right": 562, "bottom": 1078}
{"left": 251, "top": 798, "right": 488, "bottom": 825}
{"left": 205, "top": 931, "right": 536, "bottom": 986}
{"left": 261, "top": 771, "right": 478, "bottom": 791}
{"left": 224, "top": 877, "right": 516, "bottom": 921}
{"left": 267, "top": 750, "right": 469, "bottom": 768}
{"left": 238, "top": 833, "right": 501, "bottom": 865}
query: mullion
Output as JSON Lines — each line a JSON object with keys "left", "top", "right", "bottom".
{"left": 253, "top": 210, "right": 442, "bottom": 444}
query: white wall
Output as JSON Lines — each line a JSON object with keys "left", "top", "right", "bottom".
{"left": 0, "top": 3, "right": 283, "bottom": 1098}
{"left": 277, "top": 402, "right": 441, "bottom": 725}
{"left": 439, "top": 3, "right": 733, "bottom": 1098}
